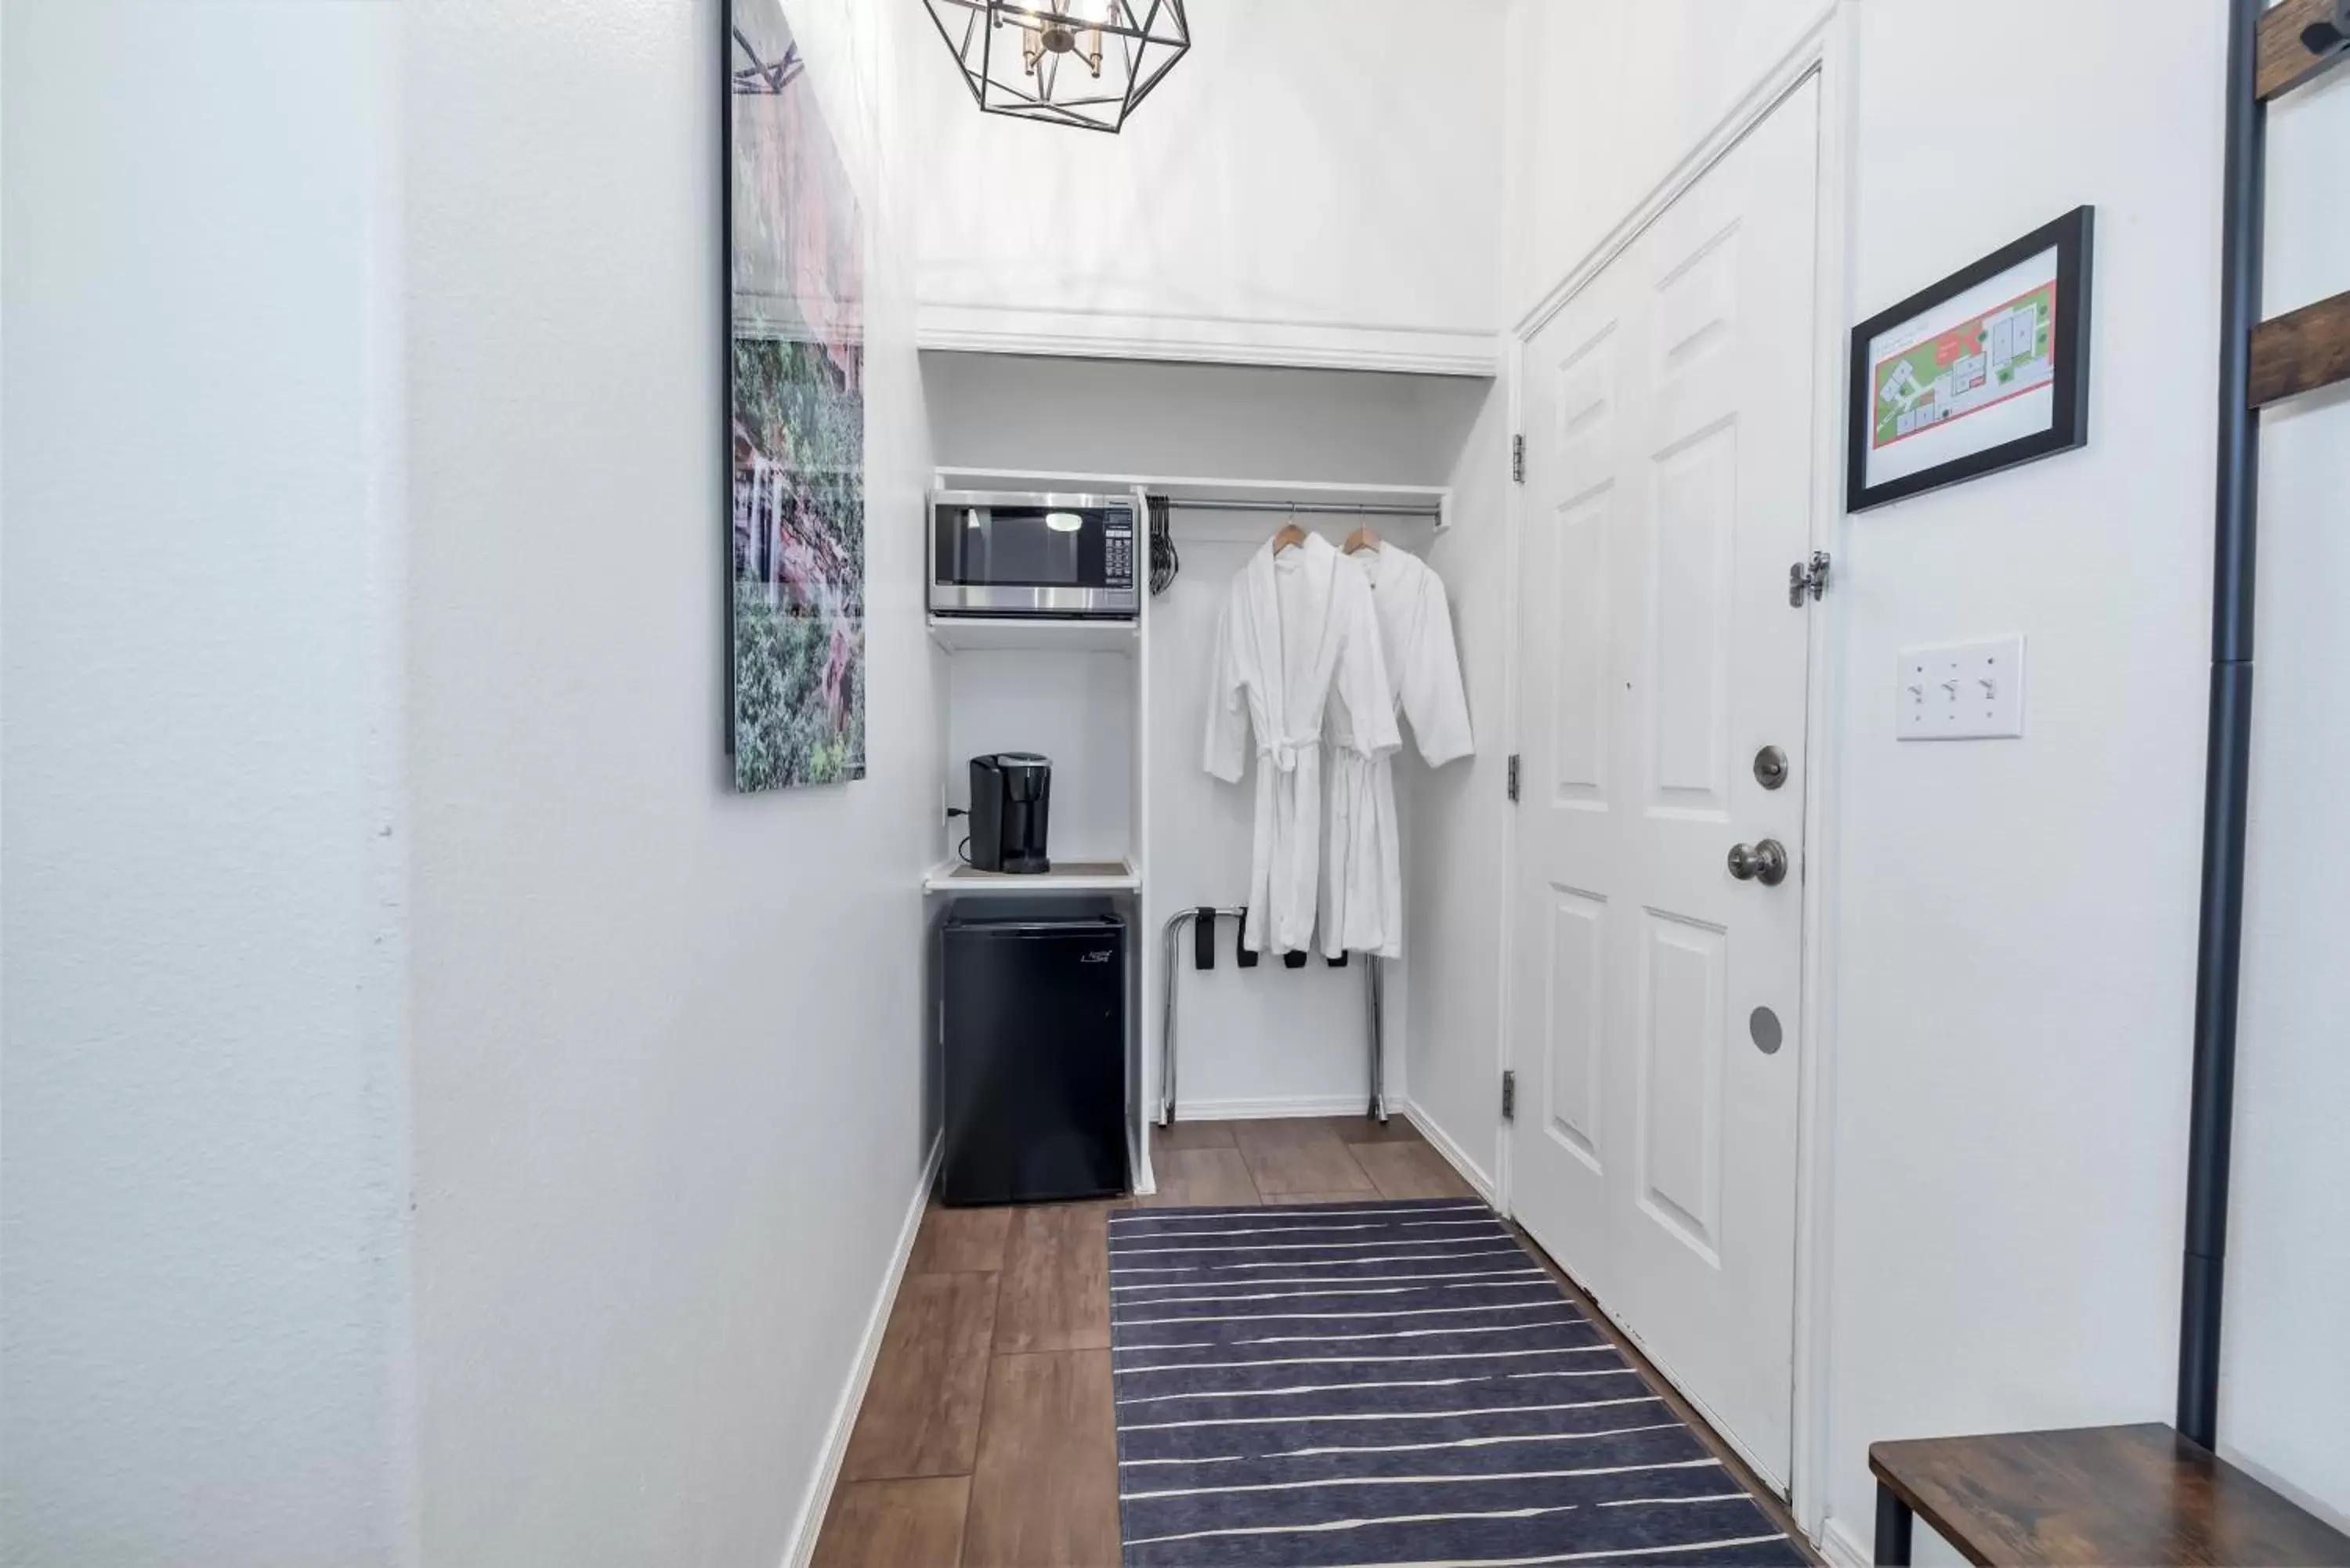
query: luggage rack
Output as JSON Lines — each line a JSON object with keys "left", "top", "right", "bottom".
{"left": 1868, "top": 2, "right": 2350, "bottom": 1563}
{"left": 1156, "top": 907, "right": 1387, "bottom": 1128}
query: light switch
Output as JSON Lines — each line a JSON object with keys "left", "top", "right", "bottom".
{"left": 1897, "top": 636, "right": 2025, "bottom": 740}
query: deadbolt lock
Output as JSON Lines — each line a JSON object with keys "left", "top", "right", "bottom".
{"left": 1726, "top": 839, "right": 1789, "bottom": 887}
{"left": 1753, "top": 745, "right": 1788, "bottom": 790}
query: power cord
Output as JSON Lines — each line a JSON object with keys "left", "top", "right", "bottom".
{"left": 1148, "top": 493, "right": 1177, "bottom": 596}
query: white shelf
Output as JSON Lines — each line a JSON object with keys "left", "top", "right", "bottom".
{"left": 927, "top": 616, "right": 1139, "bottom": 655}
{"left": 931, "top": 467, "right": 1452, "bottom": 531}
{"left": 924, "top": 857, "right": 1141, "bottom": 894}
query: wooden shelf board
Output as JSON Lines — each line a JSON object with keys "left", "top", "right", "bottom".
{"left": 1870, "top": 1422, "right": 2350, "bottom": 1568}
{"left": 2257, "top": 0, "right": 2350, "bottom": 100}
{"left": 2250, "top": 289, "right": 2350, "bottom": 408}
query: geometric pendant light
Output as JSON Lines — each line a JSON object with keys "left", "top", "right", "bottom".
{"left": 920, "top": 1, "right": 1191, "bottom": 133}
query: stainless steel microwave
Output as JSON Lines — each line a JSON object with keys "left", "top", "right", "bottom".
{"left": 929, "top": 490, "right": 1141, "bottom": 619}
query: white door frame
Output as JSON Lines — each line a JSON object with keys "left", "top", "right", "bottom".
{"left": 1493, "top": 5, "right": 1852, "bottom": 1541}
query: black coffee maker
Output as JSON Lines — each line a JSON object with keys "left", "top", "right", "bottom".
{"left": 967, "top": 753, "right": 1052, "bottom": 874}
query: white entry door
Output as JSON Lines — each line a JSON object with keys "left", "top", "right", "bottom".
{"left": 1508, "top": 78, "right": 1820, "bottom": 1487}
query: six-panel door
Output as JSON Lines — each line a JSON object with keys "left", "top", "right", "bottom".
{"left": 1509, "top": 75, "right": 1821, "bottom": 1488}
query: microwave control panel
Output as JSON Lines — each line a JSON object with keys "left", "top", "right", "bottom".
{"left": 1104, "top": 510, "right": 1135, "bottom": 590}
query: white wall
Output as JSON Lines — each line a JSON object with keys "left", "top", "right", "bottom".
{"left": 1, "top": 4, "right": 414, "bottom": 1563}
{"left": 1821, "top": 2, "right": 2225, "bottom": 1548}
{"left": 947, "top": 650, "right": 1135, "bottom": 864}
{"left": 1503, "top": 0, "right": 1826, "bottom": 321}
{"left": 1405, "top": 382, "right": 1513, "bottom": 1188}
{"left": 922, "top": 351, "right": 1491, "bottom": 486}
{"left": 401, "top": 2, "right": 940, "bottom": 1565}
{"left": 909, "top": 0, "right": 1506, "bottom": 371}
{"left": 2222, "top": 45, "right": 2350, "bottom": 1530}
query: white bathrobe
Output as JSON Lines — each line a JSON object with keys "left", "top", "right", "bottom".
{"left": 1205, "top": 534, "right": 1400, "bottom": 956}
{"left": 1321, "top": 545, "right": 1475, "bottom": 959}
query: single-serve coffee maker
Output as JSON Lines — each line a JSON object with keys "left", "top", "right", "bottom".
{"left": 967, "top": 753, "right": 1052, "bottom": 874}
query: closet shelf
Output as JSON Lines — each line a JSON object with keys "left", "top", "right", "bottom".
{"left": 932, "top": 468, "right": 1452, "bottom": 529}
{"left": 923, "top": 857, "right": 1141, "bottom": 894}
{"left": 927, "top": 616, "right": 1140, "bottom": 655}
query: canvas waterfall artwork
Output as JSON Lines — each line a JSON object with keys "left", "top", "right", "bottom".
{"left": 728, "top": 0, "right": 866, "bottom": 789}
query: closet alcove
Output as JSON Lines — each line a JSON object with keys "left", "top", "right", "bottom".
{"left": 918, "top": 353, "right": 1494, "bottom": 1194}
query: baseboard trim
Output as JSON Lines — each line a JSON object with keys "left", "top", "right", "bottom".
{"left": 780, "top": 1132, "right": 943, "bottom": 1568}
{"left": 1172, "top": 1094, "right": 1383, "bottom": 1122}
{"left": 1817, "top": 1516, "right": 1871, "bottom": 1568}
{"left": 1395, "top": 1097, "right": 1502, "bottom": 1208}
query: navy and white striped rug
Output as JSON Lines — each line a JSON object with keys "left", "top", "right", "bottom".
{"left": 1108, "top": 1198, "right": 1806, "bottom": 1567}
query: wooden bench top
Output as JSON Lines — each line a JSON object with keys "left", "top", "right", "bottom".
{"left": 1869, "top": 1423, "right": 2350, "bottom": 1567}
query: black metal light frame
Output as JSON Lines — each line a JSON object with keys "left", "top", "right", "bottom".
{"left": 731, "top": 28, "right": 804, "bottom": 96}
{"left": 921, "top": 0, "right": 1191, "bottom": 133}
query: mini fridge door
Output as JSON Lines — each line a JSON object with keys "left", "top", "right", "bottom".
{"left": 940, "top": 912, "right": 1128, "bottom": 1205}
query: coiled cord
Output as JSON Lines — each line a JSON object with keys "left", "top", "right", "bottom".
{"left": 1148, "top": 493, "right": 1177, "bottom": 597}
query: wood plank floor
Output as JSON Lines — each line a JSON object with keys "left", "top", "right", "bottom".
{"left": 809, "top": 1114, "right": 1810, "bottom": 1567}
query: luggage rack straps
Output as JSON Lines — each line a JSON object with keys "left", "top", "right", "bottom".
{"left": 1155, "top": 907, "right": 1387, "bottom": 1129}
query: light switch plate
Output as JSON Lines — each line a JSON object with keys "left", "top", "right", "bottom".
{"left": 1897, "top": 636, "right": 2026, "bottom": 740}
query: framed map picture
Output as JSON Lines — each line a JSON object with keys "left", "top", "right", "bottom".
{"left": 726, "top": 0, "right": 867, "bottom": 790}
{"left": 1847, "top": 206, "right": 2093, "bottom": 512}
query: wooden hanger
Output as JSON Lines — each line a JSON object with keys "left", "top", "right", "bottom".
{"left": 1271, "top": 505, "right": 1307, "bottom": 554}
{"left": 1342, "top": 526, "right": 1382, "bottom": 555}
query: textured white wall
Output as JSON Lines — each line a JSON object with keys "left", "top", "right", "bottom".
{"left": 400, "top": 0, "right": 940, "bottom": 1563}
{"left": 0, "top": 3, "right": 414, "bottom": 1563}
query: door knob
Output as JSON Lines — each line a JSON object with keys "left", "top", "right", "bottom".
{"left": 1726, "top": 839, "right": 1788, "bottom": 887}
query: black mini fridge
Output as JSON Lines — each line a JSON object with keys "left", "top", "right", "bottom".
{"left": 939, "top": 898, "right": 1128, "bottom": 1205}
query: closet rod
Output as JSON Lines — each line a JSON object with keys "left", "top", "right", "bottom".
{"left": 1164, "top": 497, "right": 1442, "bottom": 520}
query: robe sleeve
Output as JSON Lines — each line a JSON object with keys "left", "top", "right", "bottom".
{"left": 1202, "top": 593, "right": 1250, "bottom": 782}
{"left": 1335, "top": 575, "right": 1402, "bottom": 760}
{"left": 1399, "top": 571, "right": 1475, "bottom": 768}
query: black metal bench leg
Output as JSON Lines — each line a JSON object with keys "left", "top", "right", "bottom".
{"left": 1874, "top": 1481, "right": 1914, "bottom": 1566}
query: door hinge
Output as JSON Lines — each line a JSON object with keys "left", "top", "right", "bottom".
{"left": 1788, "top": 550, "right": 1831, "bottom": 607}
{"left": 1501, "top": 1070, "right": 1517, "bottom": 1121}
{"left": 1511, "top": 434, "right": 1526, "bottom": 484}
{"left": 1506, "top": 753, "right": 1521, "bottom": 802}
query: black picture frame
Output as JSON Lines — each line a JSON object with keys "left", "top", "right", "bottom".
{"left": 1846, "top": 205, "right": 2094, "bottom": 513}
